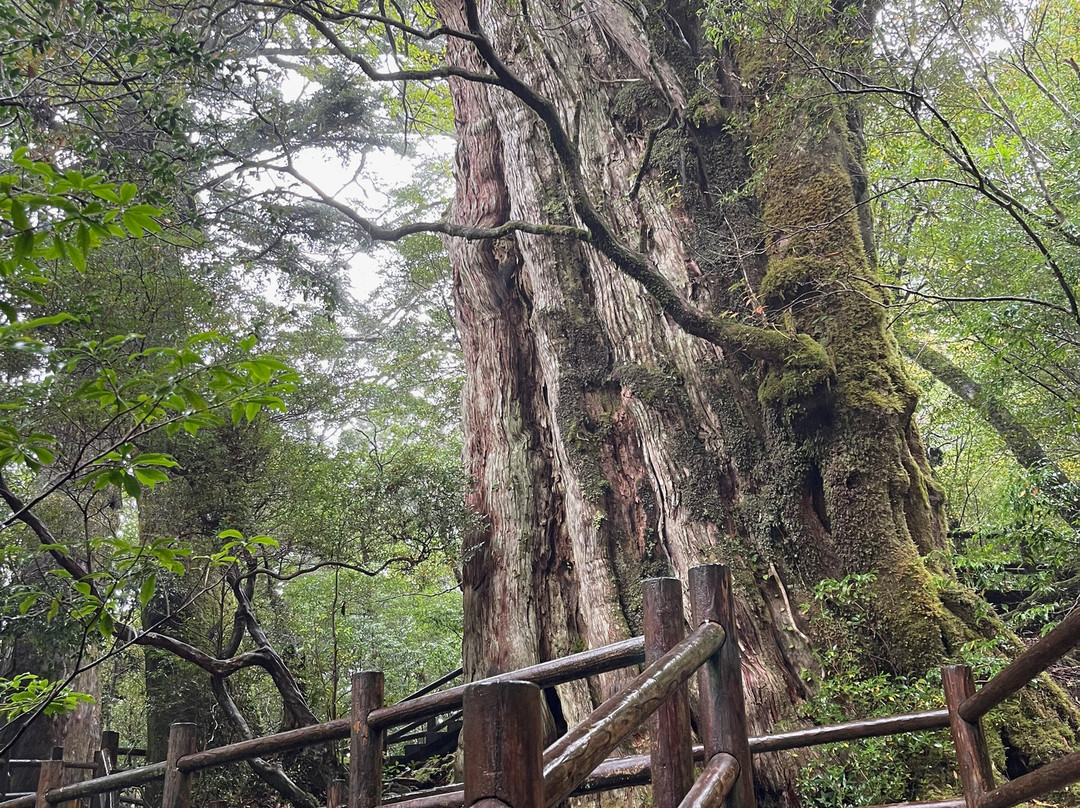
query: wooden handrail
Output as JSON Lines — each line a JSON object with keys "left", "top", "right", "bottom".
{"left": 3, "top": 762, "right": 95, "bottom": 771}
{"left": 368, "top": 637, "right": 645, "bottom": 732}
{"left": 542, "top": 622, "right": 726, "bottom": 807}
{"left": 178, "top": 718, "right": 351, "bottom": 773}
{"left": 0, "top": 763, "right": 168, "bottom": 808}
{"left": 176, "top": 636, "right": 644, "bottom": 773}
{"left": 861, "top": 800, "right": 965, "bottom": 808}
{"left": 958, "top": 606, "right": 1080, "bottom": 722}
{"left": 387, "top": 710, "right": 462, "bottom": 745}
{"left": 385, "top": 707, "right": 956, "bottom": 808}
{"left": 0, "top": 704, "right": 951, "bottom": 808}
{"left": 978, "top": 749, "right": 1080, "bottom": 808}
{"left": 400, "top": 669, "right": 464, "bottom": 703}
{"left": 10, "top": 598, "right": 1080, "bottom": 808}
{"left": 749, "top": 709, "right": 950, "bottom": 753}
{"left": 677, "top": 754, "right": 738, "bottom": 808}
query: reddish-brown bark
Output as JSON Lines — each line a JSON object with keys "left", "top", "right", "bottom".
{"left": 430, "top": 0, "right": 1078, "bottom": 804}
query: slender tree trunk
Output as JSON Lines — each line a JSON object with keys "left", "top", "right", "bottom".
{"left": 432, "top": 0, "right": 1078, "bottom": 803}
{"left": 898, "top": 336, "right": 1080, "bottom": 524}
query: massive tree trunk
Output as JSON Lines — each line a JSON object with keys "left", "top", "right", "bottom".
{"left": 431, "top": 0, "right": 1078, "bottom": 803}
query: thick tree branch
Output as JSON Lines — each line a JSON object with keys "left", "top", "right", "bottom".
{"left": 210, "top": 676, "right": 320, "bottom": 808}
{"left": 275, "top": 162, "right": 590, "bottom": 242}
{"left": 227, "top": 563, "right": 319, "bottom": 728}
{"left": 255, "top": 0, "right": 482, "bottom": 44}
{"left": 291, "top": 8, "right": 501, "bottom": 86}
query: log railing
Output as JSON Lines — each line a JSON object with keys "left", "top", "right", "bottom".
{"left": 0, "top": 732, "right": 144, "bottom": 808}
{"left": 4, "top": 562, "right": 1080, "bottom": 808}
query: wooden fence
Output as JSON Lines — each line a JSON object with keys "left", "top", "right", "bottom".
{"left": 3, "top": 563, "right": 1080, "bottom": 808}
{"left": 0, "top": 732, "right": 146, "bottom": 808}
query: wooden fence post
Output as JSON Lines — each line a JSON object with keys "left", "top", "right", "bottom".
{"left": 0, "top": 750, "right": 9, "bottom": 800}
{"left": 328, "top": 778, "right": 348, "bottom": 808}
{"left": 34, "top": 759, "right": 63, "bottom": 808}
{"left": 93, "top": 730, "right": 120, "bottom": 808}
{"left": 689, "top": 564, "right": 756, "bottom": 808}
{"left": 942, "top": 665, "right": 994, "bottom": 808}
{"left": 162, "top": 723, "right": 198, "bottom": 808}
{"left": 462, "top": 680, "right": 543, "bottom": 808}
{"left": 41, "top": 747, "right": 78, "bottom": 808}
{"left": 349, "top": 672, "right": 385, "bottom": 808}
{"left": 644, "top": 577, "right": 694, "bottom": 808}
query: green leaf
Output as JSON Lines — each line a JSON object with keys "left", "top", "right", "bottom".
{"left": 51, "top": 233, "right": 69, "bottom": 261}
{"left": 245, "top": 401, "right": 260, "bottom": 422}
{"left": 30, "top": 446, "right": 54, "bottom": 466}
{"left": 24, "top": 313, "right": 77, "bottom": 328}
{"left": 77, "top": 223, "right": 91, "bottom": 256}
{"left": 45, "top": 597, "right": 60, "bottom": 624}
{"left": 10, "top": 200, "right": 29, "bottom": 231}
{"left": 92, "top": 186, "right": 122, "bottom": 203}
{"left": 218, "top": 529, "right": 244, "bottom": 540}
{"left": 13, "top": 230, "right": 34, "bottom": 259}
{"left": 132, "top": 453, "right": 178, "bottom": 467}
{"left": 18, "top": 592, "right": 41, "bottom": 615}
{"left": 134, "top": 467, "right": 169, "bottom": 487}
{"left": 122, "top": 211, "right": 145, "bottom": 238}
{"left": 179, "top": 386, "right": 208, "bottom": 411}
{"left": 68, "top": 244, "right": 87, "bottom": 271}
{"left": 122, "top": 473, "right": 141, "bottom": 499}
{"left": 119, "top": 183, "right": 137, "bottom": 204}
{"left": 139, "top": 574, "right": 157, "bottom": 610}
{"left": 126, "top": 204, "right": 162, "bottom": 216}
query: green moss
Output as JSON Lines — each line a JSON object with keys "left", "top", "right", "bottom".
{"left": 649, "top": 128, "right": 688, "bottom": 188}
{"left": 615, "top": 552, "right": 678, "bottom": 636}
{"left": 758, "top": 333, "right": 834, "bottom": 407}
{"left": 990, "top": 693, "right": 1076, "bottom": 766}
{"left": 688, "top": 88, "right": 730, "bottom": 130}
{"left": 612, "top": 81, "right": 663, "bottom": 133}
{"left": 563, "top": 406, "right": 613, "bottom": 503}
{"left": 612, "top": 361, "right": 683, "bottom": 406}
{"left": 758, "top": 256, "right": 822, "bottom": 306}
{"left": 643, "top": 13, "right": 698, "bottom": 85}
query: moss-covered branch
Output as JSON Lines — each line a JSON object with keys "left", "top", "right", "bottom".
{"left": 898, "top": 334, "right": 1079, "bottom": 524}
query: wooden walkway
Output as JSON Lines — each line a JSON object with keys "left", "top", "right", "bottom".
{"left": 3, "top": 563, "right": 1080, "bottom": 808}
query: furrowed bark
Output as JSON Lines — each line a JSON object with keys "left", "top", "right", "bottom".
{"left": 431, "top": 0, "right": 1080, "bottom": 803}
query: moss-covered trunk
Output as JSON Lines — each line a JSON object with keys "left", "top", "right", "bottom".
{"left": 433, "top": 0, "right": 1078, "bottom": 803}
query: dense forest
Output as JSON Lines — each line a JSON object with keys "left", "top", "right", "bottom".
{"left": 0, "top": 0, "right": 1079, "bottom": 804}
